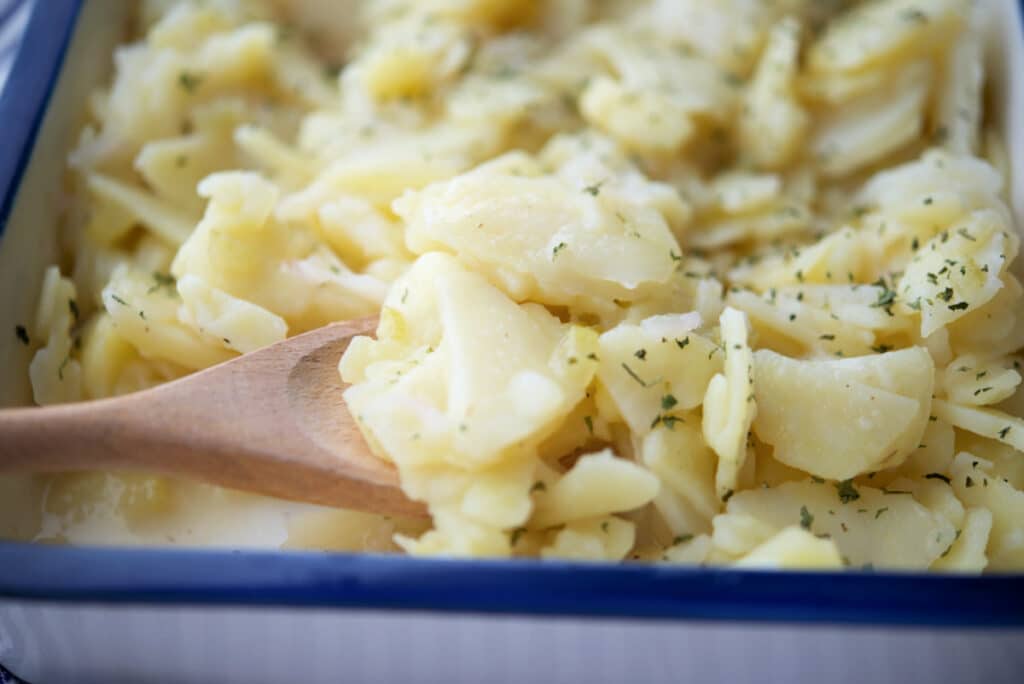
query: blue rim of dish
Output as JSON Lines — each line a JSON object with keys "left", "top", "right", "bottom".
{"left": 0, "top": 0, "right": 80, "bottom": 236}
{"left": 0, "top": 0, "right": 1023, "bottom": 626}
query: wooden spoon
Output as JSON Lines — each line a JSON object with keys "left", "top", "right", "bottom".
{"left": 0, "top": 316, "right": 425, "bottom": 517}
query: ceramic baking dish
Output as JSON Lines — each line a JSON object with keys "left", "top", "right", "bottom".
{"left": 0, "top": 1, "right": 1023, "bottom": 682}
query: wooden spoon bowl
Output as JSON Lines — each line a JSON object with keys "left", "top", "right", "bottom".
{"left": 0, "top": 316, "right": 425, "bottom": 517}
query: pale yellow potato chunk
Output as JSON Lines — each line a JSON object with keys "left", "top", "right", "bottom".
{"left": 735, "top": 527, "right": 843, "bottom": 570}
{"left": 807, "top": 0, "right": 967, "bottom": 75}
{"left": 597, "top": 319, "right": 720, "bottom": 436}
{"left": 899, "top": 210, "right": 1019, "bottom": 337}
{"left": 703, "top": 307, "right": 756, "bottom": 498}
{"left": 753, "top": 348, "right": 933, "bottom": 480}
{"left": 724, "top": 480, "right": 957, "bottom": 569}
{"left": 398, "top": 146, "right": 683, "bottom": 309}
{"left": 176, "top": 274, "right": 288, "bottom": 354}
{"left": 931, "top": 508, "right": 992, "bottom": 572}
{"left": 532, "top": 449, "right": 659, "bottom": 527}
{"left": 343, "top": 253, "right": 590, "bottom": 470}
{"left": 540, "top": 516, "right": 636, "bottom": 562}
{"left": 737, "top": 18, "right": 808, "bottom": 170}
{"left": 949, "top": 453, "right": 1024, "bottom": 570}
{"left": 641, "top": 424, "right": 719, "bottom": 522}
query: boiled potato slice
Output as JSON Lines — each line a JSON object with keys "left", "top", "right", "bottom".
{"left": 703, "top": 307, "right": 756, "bottom": 498}
{"left": 753, "top": 347, "right": 933, "bottom": 479}
{"left": 735, "top": 527, "right": 843, "bottom": 569}
{"left": 532, "top": 449, "right": 659, "bottom": 527}
{"left": 398, "top": 146, "right": 683, "bottom": 309}
{"left": 949, "top": 453, "right": 1024, "bottom": 571}
{"left": 641, "top": 424, "right": 718, "bottom": 521}
{"left": 899, "top": 209, "right": 1018, "bottom": 337}
{"left": 540, "top": 515, "right": 636, "bottom": 561}
{"left": 723, "top": 480, "right": 956, "bottom": 569}
{"left": 597, "top": 319, "right": 720, "bottom": 436}
{"left": 344, "top": 253, "right": 594, "bottom": 469}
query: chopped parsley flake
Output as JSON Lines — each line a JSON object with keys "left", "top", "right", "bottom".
{"left": 147, "top": 272, "right": 176, "bottom": 295}
{"left": 835, "top": 479, "right": 860, "bottom": 504}
{"left": 621, "top": 362, "right": 649, "bottom": 387}
{"left": 672, "top": 534, "right": 694, "bottom": 545}
{"left": 875, "top": 507, "right": 888, "bottom": 519}
{"left": 110, "top": 294, "right": 127, "bottom": 306}
{"left": 998, "top": 426, "right": 1011, "bottom": 439}
{"left": 634, "top": 348, "right": 647, "bottom": 361}
{"left": 661, "top": 394, "right": 678, "bottom": 411}
{"left": 14, "top": 325, "right": 29, "bottom": 345}
{"left": 178, "top": 71, "right": 204, "bottom": 93}
{"left": 721, "top": 489, "right": 734, "bottom": 503}
{"left": 582, "top": 181, "right": 605, "bottom": 196}
{"left": 650, "top": 414, "right": 683, "bottom": 430}
{"left": 675, "top": 337, "right": 690, "bottom": 349}
{"left": 799, "top": 505, "right": 813, "bottom": 530}
{"left": 584, "top": 415, "right": 594, "bottom": 435}
{"left": 552, "top": 242, "right": 568, "bottom": 258}
{"left": 948, "top": 302, "right": 969, "bottom": 311}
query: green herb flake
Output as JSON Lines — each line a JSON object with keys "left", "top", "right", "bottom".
{"left": 552, "top": 242, "right": 568, "bottom": 258}
{"left": 57, "top": 354, "right": 70, "bottom": 381}
{"left": 675, "top": 337, "right": 690, "bottom": 349}
{"left": 621, "top": 362, "right": 649, "bottom": 387}
{"left": 835, "top": 479, "right": 860, "bottom": 504}
{"left": 178, "top": 71, "right": 204, "bottom": 93}
{"left": 998, "top": 426, "right": 1011, "bottom": 439}
{"left": 110, "top": 294, "right": 127, "bottom": 306}
{"left": 14, "top": 325, "right": 29, "bottom": 345}
{"left": 721, "top": 489, "right": 734, "bottom": 503}
{"left": 874, "top": 507, "right": 888, "bottom": 519}
{"left": 672, "top": 534, "right": 694, "bottom": 545}
{"left": 634, "top": 348, "right": 647, "bottom": 361}
{"left": 583, "top": 415, "right": 594, "bottom": 435}
{"left": 661, "top": 394, "right": 678, "bottom": 411}
{"left": 799, "top": 505, "right": 813, "bottom": 530}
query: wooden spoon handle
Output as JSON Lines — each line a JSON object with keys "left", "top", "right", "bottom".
{"left": 0, "top": 400, "right": 132, "bottom": 472}
{"left": 0, "top": 397, "right": 422, "bottom": 516}
{"left": 0, "top": 316, "right": 424, "bottom": 516}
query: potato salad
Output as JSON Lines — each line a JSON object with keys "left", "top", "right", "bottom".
{"left": 11, "top": 0, "right": 1024, "bottom": 571}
